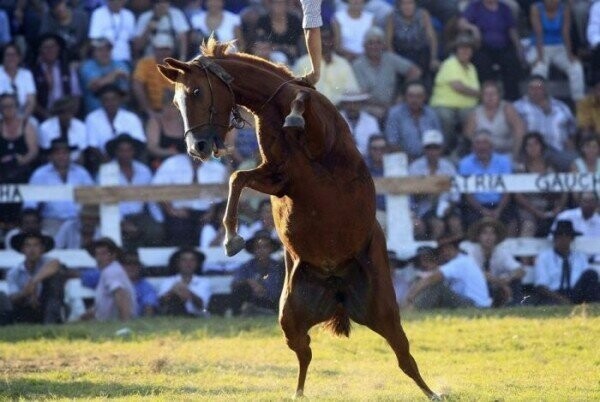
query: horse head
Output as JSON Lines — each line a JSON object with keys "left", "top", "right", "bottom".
{"left": 157, "top": 57, "right": 242, "bottom": 161}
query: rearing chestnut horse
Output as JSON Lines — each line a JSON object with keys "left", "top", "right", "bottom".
{"left": 158, "top": 38, "right": 437, "bottom": 400}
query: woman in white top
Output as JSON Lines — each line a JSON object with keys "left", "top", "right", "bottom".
{"left": 0, "top": 43, "right": 36, "bottom": 122}
{"left": 571, "top": 134, "right": 600, "bottom": 174}
{"left": 332, "top": 0, "right": 374, "bottom": 61}
{"left": 463, "top": 81, "right": 525, "bottom": 157}
{"left": 465, "top": 217, "right": 526, "bottom": 306}
{"left": 190, "top": 0, "right": 244, "bottom": 52}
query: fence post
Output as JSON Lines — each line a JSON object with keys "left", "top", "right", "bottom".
{"left": 383, "top": 152, "right": 414, "bottom": 252}
{"left": 98, "top": 162, "right": 122, "bottom": 245}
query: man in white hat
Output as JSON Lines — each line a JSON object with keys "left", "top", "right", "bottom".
{"left": 338, "top": 90, "right": 381, "bottom": 157}
{"left": 408, "top": 129, "right": 461, "bottom": 240}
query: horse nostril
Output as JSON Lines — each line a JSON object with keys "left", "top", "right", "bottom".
{"left": 194, "top": 141, "right": 207, "bottom": 154}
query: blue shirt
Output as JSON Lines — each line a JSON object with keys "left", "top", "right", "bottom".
{"left": 79, "top": 58, "right": 130, "bottom": 113}
{"left": 535, "top": 2, "right": 564, "bottom": 45}
{"left": 463, "top": 1, "right": 515, "bottom": 49}
{"left": 384, "top": 103, "right": 441, "bottom": 159}
{"left": 458, "top": 152, "right": 512, "bottom": 204}
{"left": 0, "top": 11, "right": 11, "bottom": 46}
{"left": 234, "top": 258, "right": 284, "bottom": 303}
{"left": 133, "top": 279, "right": 159, "bottom": 316}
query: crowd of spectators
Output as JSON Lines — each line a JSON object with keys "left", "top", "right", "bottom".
{"left": 1, "top": 0, "right": 600, "bottom": 324}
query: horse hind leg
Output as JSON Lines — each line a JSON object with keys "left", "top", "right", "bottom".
{"left": 283, "top": 91, "right": 309, "bottom": 130}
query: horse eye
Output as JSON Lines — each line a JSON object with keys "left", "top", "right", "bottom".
{"left": 193, "top": 88, "right": 201, "bottom": 97}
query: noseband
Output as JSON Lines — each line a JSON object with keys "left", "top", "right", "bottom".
{"left": 183, "top": 57, "right": 247, "bottom": 147}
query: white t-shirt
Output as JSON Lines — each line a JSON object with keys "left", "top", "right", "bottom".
{"left": 95, "top": 261, "right": 137, "bottom": 321}
{"left": 439, "top": 253, "right": 492, "bottom": 307}
{"left": 89, "top": 6, "right": 137, "bottom": 62}
{"left": 190, "top": 10, "right": 240, "bottom": 42}
{"left": 39, "top": 117, "right": 88, "bottom": 160}
{"left": 333, "top": 9, "right": 374, "bottom": 55}
{"left": 85, "top": 108, "right": 146, "bottom": 153}
{"left": 0, "top": 67, "right": 36, "bottom": 109}
{"left": 340, "top": 110, "right": 380, "bottom": 156}
{"left": 462, "top": 241, "right": 522, "bottom": 280}
{"left": 158, "top": 274, "right": 211, "bottom": 315}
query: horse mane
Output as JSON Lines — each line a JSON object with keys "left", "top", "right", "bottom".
{"left": 199, "top": 37, "right": 296, "bottom": 81}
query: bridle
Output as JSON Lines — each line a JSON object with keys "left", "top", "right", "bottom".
{"left": 183, "top": 57, "right": 247, "bottom": 148}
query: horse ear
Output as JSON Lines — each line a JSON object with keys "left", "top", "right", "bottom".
{"left": 164, "top": 57, "right": 191, "bottom": 72}
{"left": 156, "top": 64, "right": 180, "bottom": 84}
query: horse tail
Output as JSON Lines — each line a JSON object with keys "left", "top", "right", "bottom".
{"left": 323, "top": 303, "right": 351, "bottom": 337}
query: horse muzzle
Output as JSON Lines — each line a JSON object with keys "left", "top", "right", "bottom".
{"left": 185, "top": 129, "right": 226, "bottom": 161}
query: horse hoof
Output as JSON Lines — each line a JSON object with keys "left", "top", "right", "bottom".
{"left": 283, "top": 115, "right": 305, "bottom": 129}
{"left": 224, "top": 235, "right": 245, "bottom": 256}
{"left": 292, "top": 390, "right": 305, "bottom": 399}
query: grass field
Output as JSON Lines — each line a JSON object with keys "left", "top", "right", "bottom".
{"left": 1, "top": 305, "right": 599, "bottom": 401}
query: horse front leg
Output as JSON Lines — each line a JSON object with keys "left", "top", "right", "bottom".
{"left": 223, "top": 164, "right": 287, "bottom": 256}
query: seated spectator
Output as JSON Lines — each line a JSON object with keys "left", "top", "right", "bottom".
{"left": 337, "top": 90, "right": 380, "bottom": 157}
{"left": 464, "top": 217, "right": 526, "bottom": 306}
{"left": 38, "top": 96, "right": 87, "bottom": 162}
{"left": 408, "top": 129, "right": 461, "bottom": 240}
{"left": 151, "top": 153, "right": 229, "bottom": 246}
{"left": 528, "top": 0, "right": 584, "bottom": 101}
{"left": 571, "top": 134, "right": 600, "bottom": 175}
{"left": 430, "top": 34, "right": 480, "bottom": 154}
{"left": 25, "top": 138, "right": 95, "bottom": 236}
{"left": 230, "top": 230, "right": 284, "bottom": 316}
{"left": 530, "top": 220, "right": 600, "bottom": 305}
{"left": 240, "top": 199, "right": 278, "bottom": 240}
{"left": 589, "top": 1, "right": 600, "bottom": 86}
{"left": 54, "top": 205, "right": 101, "bottom": 249}
{"left": 79, "top": 38, "right": 130, "bottom": 114}
{"left": 364, "top": 135, "right": 388, "bottom": 212}
{"left": 158, "top": 247, "right": 210, "bottom": 316}
{"left": 134, "top": 0, "right": 190, "bottom": 61}
{"left": 576, "top": 78, "right": 600, "bottom": 137}
{"left": 352, "top": 26, "right": 421, "bottom": 120}
{"left": 514, "top": 132, "right": 566, "bottom": 237}
{"left": 132, "top": 34, "right": 176, "bottom": 119}
{"left": 103, "top": 134, "right": 163, "bottom": 249}
{"left": 84, "top": 84, "right": 146, "bottom": 158}
{"left": 255, "top": 0, "right": 302, "bottom": 62}
{"left": 332, "top": 0, "right": 375, "bottom": 62}
{"left": 4, "top": 231, "right": 65, "bottom": 324}
{"left": 82, "top": 237, "right": 136, "bottom": 322}
{"left": 458, "top": 130, "right": 517, "bottom": 233}
{"left": 38, "top": 0, "right": 89, "bottom": 62}
{"left": 385, "top": 0, "right": 439, "bottom": 87}
{"left": 0, "top": 42, "right": 36, "bottom": 123}
{"left": 32, "top": 33, "right": 81, "bottom": 122}
{"left": 406, "top": 237, "right": 492, "bottom": 309}
{"left": 513, "top": 75, "right": 577, "bottom": 171}
{"left": 459, "top": 0, "right": 524, "bottom": 101}
{"left": 293, "top": 25, "right": 360, "bottom": 106}
{"left": 146, "top": 90, "right": 186, "bottom": 170}
{"left": 384, "top": 80, "right": 441, "bottom": 159}
{"left": 88, "top": 0, "right": 136, "bottom": 63}
{"left": 463, "top": 81, "right": 526, "bottom": 158}
{"left": 121, "top": 251, "right": 158, "bottom": 317}
{"left": 4, "top": 208, "right": 44, "bottom": 250}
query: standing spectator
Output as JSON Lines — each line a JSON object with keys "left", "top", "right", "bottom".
{"left": 513, "top": 75, "right": 578, "bottom": 171}
{"left": 151, "top": 153, "right": 229, "bottom": 246}
{"left": 230, "top": 230, "right": 284, "bottom": 316}
{"left": 84, "top": 84, "right": 146, "bottom": 158}
{"left": 25, "top": 138, "right": 95, "bottom": 236}
{"left": 385, "top": 0, "right": 439, "bottom": 87}
{"left": 134, "top": 0, "right": 190, "bottom": 61}
{"left": 458, "top": 130, "right": 516, "bottom": 232}
{"left": 122, "top": 251, "right": 158, "bottom": 317}
{"left": 103, "top": 134, "right": 163, "bottom": 249}
{"left": 0, "top": 42, "right": 36, "bottom": 122}
{"left": 588, "top": 1, "right": 600, "bottom": 83}
{"left": 337, "top": 90, "right": 380, "bottom": 156}
{"left": 528, "top": 0, "right": 584, "bottom": 101}
{"left": 158, "top": 247, "right": 210, "bottom": 316}
{"left": 576, "top": 78, "right": 600, "bottom": 136}
{"left": 53, "top": 205, "right": 101, "bottom": 250}
{"left": 408, "top": 129, "right": 461, "bottom": 240}
{"left": 146, "top": 89, "right": 186, "bottom": 170}
{"left": 83, "top": 237, "right": 136, "bottom": 322}
{"left": 352, "top": 26, "right": 421, "bottom": 120}
{"left": 88, "top": 0, "right": 137, "bottom": 63}
{"left": 293, "top": 25, "right": 360, "bottom": 106}
{"left": 459, "top": 0, "right": 524, "bottom": 101}
{"left": 189, "top": 0, "right": 245, "bottom": 54}
{"left": 38, "top": 0, "right": 89, "bottom": 62}
{"left": 384, "top": 80, "right": 441, "bottom": 159}
{"left": 514, "top": 132, "right": 567, "bottom": 237}
{"left": 571, "top": 134, "right": 600, "bottom": 176}
{"left": 531, "top": 220, "right": 600, "bottom": 305}
{"left": 132, "top": 34, "right": 175, "bottom": 119}
{"left": 79, "top": 38, "right": 130, "bottom": 114}
{"left": 0, "top": 9, "right": 11, "bottom": 47}
{"left": 32, "top": 33, "right": 81, "bottom": 122}
{"left": 5, "top": 231, "right": 65, "bottom": 324}
{"left": 255, "top": 0, "right": 303, "bottom": 62}
{"left": 463, "top": 81, "right": 526, "bottom": 158}
{"left": 406, "top": 236, "right": 492, "bottom": 309}
{"left": 430, "top": 34, "right": 480, "bottom": 154}
{"left": 38, "top": 96, "right": 87, "bottom": 162}
{"left": 332, "top": 0, "right": 374, "bottom": 62}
